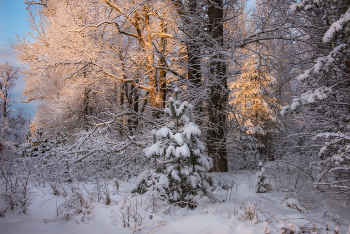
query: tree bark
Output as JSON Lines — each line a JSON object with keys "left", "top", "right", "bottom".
{"left": 187, "top": 0, "right": 202, "bottom": 86}
{"left": 158, "top": 18, "right": 168, "bottom": 108}
{"left": 171, "top": 0, "right": 202, "bottom": 86}
{"left": 207, "top": 0, "right": 228, "bottom": 172}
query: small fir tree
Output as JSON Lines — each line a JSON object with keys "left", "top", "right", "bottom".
{"left": 235, "top": 126, "right": 262, "bottom": 170}
{"left": 231, "top": 56, "right": 280, "bottom": 133}
{"left": 231, "top": 55, "right": 281, "bottom": 160}
{"left": 132, "top": 88, "right": 213, "bottom": 208}
{"left": 255, "top": 161, "right": 270, "bottom": 193}
{"left": 18, "top": 126, "right": 67, "bottom": 158}
{"left": 15, "top": 126, "right": 70, "bottom": 182}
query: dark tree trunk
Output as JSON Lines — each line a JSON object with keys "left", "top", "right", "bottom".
{"left": 171, "top": 0, "right": 202, "bottom": 87}
{"left": 159, "top": 19, "right": 168, "bottom": 108}
{"left": 171, "top": 0, "right": 228, "bottom": 171}
{"left": 127, "top": 83, "right": 139, "bottom": 134}
{"left": 207, "top": 0, "right": 228, "bottom": 172}
{"left": 82, "top": 70, "right": 93, "bottom": 131}
{"left": 158, "top": 56, "right": 167, "bottom": 108}
{"left": 82, "top": 87, "right": 91, "bottom": 131}
{"left": 187, "top": 0, "right": 202, "bottom": 86}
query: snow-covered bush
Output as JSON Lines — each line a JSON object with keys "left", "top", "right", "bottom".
{"left": 239, "top": 198, "right": 258, "bottom": 225}
{"left": 279, "top": 221, "right": 308, "bottom": 234}
{"left": 93, "top": 179, "right": 111, "bottom": 205}
{"left": 256, "top": 161, "right": 271, "bottom": 193}
{"left": 15, "top": 127, "right": 70, "bottom": 183}
{"left": 132, "top": 88, "right": 214, "bottom": 209}
{"left": 12, "top": 115, "right": 148, "bottom": 183}
{"left": 276, "top": 218, "right": 341, "bottom": 234}
{"left": 57, "top": 184, "right": 95, "bottom": 222}
{"left": 17, "top": 127, "right": 65, "bottom": 158}
{"left": 227, "top": 125, "right": 263, "bottom": 171}
{"left": 0, "top": 158, "right": 33, "bottom": 214}
{"left": 310, "top": 132, "right": 350, "bottom": 196}
{"left": 118, "top": 195, "right": 146, "bottom": 229}
{"left": 240, "top": 127, "right": 262, "bottom": 170}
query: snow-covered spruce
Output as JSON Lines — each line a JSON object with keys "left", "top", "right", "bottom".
{"left": 229, "top": 55, "right": 281, "bottom": 164}
{"left": 255, "top": 161, "right": 271, "bottom": 193}
{"left": 132, "top": 89, "right": 213, "bottom": 208}
{"left": 17, "top": 127, "right": 67, "bottom": 158}
{"left": 236, "top": 126, "right": 262, "bottom": 170}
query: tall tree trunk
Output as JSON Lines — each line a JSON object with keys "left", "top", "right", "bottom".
{"left": 171, "top": 0, "right": 228, "bottom": 171}
{"left": 171, "top": 0, "right": 202, "bottom": 86}
{"left": 1, "top": 88, "right": 8, "bottom": 140}
{"left": 187, "top": 0, "right": 202, "bottom": 86}
{"left": 82, "top": 71, "right": 93, "bottom": 131}
{"left": 207, "top": 0, "right": 228, "bottom": 172}
{"left": 158, "top": 19, "right": 168, "bottom": 109}
{"left": 128, "top": 84, "right": 139, "bottom": 133}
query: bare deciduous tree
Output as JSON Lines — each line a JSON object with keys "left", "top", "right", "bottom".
{"left": 0, "top": 62, "right": 19, "bottom": 140}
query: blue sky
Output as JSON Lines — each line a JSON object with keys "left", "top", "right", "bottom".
{"left": 0, "top": 0, "right": 38, "bottom": 118}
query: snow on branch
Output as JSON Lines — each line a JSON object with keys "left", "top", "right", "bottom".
{"left": 323, "top": 7, "right": 350, "bottom": 43}
{"left": 67, "top": 110, "right": 150, "bottom": 153}
{"left": 316, "top": 132, "right": 350, "bottom": 141}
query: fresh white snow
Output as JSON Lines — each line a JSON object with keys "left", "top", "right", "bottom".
{"left": 1, "top": 170, "right": 349, "bottom": 234}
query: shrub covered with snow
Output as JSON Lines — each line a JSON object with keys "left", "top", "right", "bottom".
{"left": 132, "top": 89, "right": 213, "bottom": 208}
{"left": 256, "top": 161, "right": 271, "bottom": 193}
{"left": 237, "top": 126, "right": 262, "bottom": 170}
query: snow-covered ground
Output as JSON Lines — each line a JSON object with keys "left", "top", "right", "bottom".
{"left": 1, "top": 171, "right": 349, "bottom": 234}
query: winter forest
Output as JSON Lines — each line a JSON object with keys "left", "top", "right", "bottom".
{"left": 0, "top": 0, "right": 350, "bottom": 233}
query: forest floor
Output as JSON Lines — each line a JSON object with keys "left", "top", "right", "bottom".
{"left": 0, "top": 170, "right": 349, "bottom": 234}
